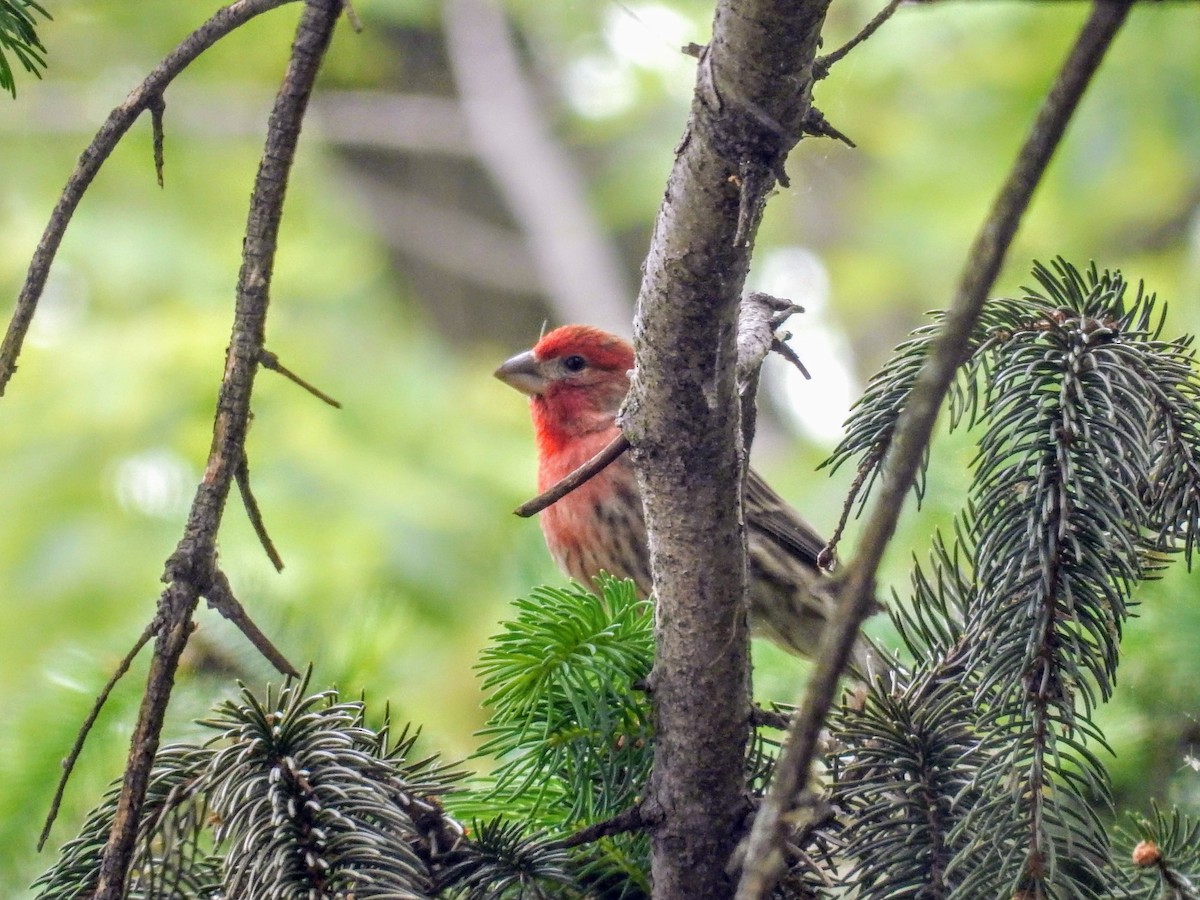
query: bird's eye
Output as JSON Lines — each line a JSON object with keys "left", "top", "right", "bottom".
{"left": 563, "top": 354, "right": 587, "bottom": 373}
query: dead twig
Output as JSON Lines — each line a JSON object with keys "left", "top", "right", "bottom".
{"left": 91, "top": 2, "right": 343, "bottom": 896}
{"left": 259, "top": 347, "right": 343, "bottom": 408}
{"left": 750, "top": 704, "right": 793, "bottom": 731}
{"left": 814, "top": 0, "right": 905, "bottom": 79}
{"left": 513, "top": 432, "right": 630, "bottom": 517}
{"left": 204, "top": 568, "right": 299, "bottom": 676}
{"left": 557, "top": 804, "right": 651, "bottom": 850}
{"left": 37, "top": 620, "right": 158, "bottom": 851}
{"left": 801, "top": 107, "right": 855, "bottom": 148}
{"left": 735, "top": 5, "right": 1133, "bottom": 898}
{"left": 771, "top": 337, "right": 811, "bottom": 381}
{"left": 235, "top": 452, "right": 286, "bottom": 572}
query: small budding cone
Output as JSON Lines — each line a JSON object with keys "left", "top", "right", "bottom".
{"left": 1132, "top": 840, "right": 1162, "bottom": 868}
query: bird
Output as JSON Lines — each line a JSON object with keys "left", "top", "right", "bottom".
{"left": 495, "top": 323, "right": 855, "bottom": 664}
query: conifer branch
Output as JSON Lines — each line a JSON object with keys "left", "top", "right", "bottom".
{"left": 0, "top": 0, "right": 50, "bottom": 97}
{"left": 737, "top": 5, "right": 1133, "bottom": 897}
{"left": 90, "top": 3, "right": 343, "bottom": 895}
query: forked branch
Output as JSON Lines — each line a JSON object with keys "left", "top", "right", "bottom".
{"left": 89, "top": 2, "right": 344, "bottom": 896}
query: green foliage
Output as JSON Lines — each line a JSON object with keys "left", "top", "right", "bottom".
{"left": 436, "top": 818, "right": 578, "bottom": 900}
{"left": 453, "top": 578, "right": 830, "bottom": 897}
{"left": 33, "top": 586, "right": 644, "bottom": 899}
{"left": 473, "top": 577, "right": 654, "bottom": 823}
{"left": 39, "top": 373, "right": 1200, "bottom": 895}
{"left": 1119, "top": 804, "right": 1200, "bottom": 899}
{"left": 0, "top": 0, "right": 48, "bottom": 96}
{"left": 460, "top": 576, "right": 655, "bottom": 897}
{"left": 36, "top": 579, "right": 840, "bottom": 898}
{"left": 34, "top": 674, "right": 466, "bottom": 899}
{"left": 828, "top": 260, "right": 1200, "bottom": 898}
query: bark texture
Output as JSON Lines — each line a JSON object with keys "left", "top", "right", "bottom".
{"left": 621, "top": 1, "right": 833, "bottom": 897}
{"left": 92, "top": 2, "right": 341, "bottom": 895}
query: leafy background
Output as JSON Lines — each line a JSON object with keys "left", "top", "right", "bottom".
{"left": 2, "top": 0, "right": 1198, "bottom": 892}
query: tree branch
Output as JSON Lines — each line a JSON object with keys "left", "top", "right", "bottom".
{"left": 204, "top": 567, "right": 299, "bottom": 676}
{"left": 91, "top": 2, "right": 342, "bottom": 896}
{"left": 37, "top": 620, "right": 158, "bottom": 851}
{"left": 556, "top": 804, "right": 651, "bottom": 850}
{"left": 814, "top": 0, "right": 905, "bottom": 79}
{"left": 735, "top": 4, "right": 1133, "bottom": 897}
{"left": 0, "top": 0, "right": 300, "bottom": 398}
{"left": 513, "top": 433, "right": 630, "bottom": 517}
{"left": 235, "top": 452, "right": 286, "bottom": 571}
{"left": 259, "top": 347, "right": 343, "bottom": 408}
{"left": 623, "top": 0, "right": 834, "bottom": 896}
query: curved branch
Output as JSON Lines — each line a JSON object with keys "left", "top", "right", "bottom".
{"left": 556, "top": 804, "right": 650, "bottom": 850}
{"left": 0, "top": 0, "right": 300, "bottom": 397}
{"left": 735, "top": 4, "right": 1133, "bottom": 898}
{"left": 91, "top": 2, "right": 342, "bottom": 896}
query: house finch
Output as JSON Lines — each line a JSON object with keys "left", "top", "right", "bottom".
{"left": 496, "top": 324, "right": 849, "bottom": 662}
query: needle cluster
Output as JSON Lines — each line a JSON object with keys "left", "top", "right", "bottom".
{"left": 826, "top": 259, "right": 1200, "bottom": 898}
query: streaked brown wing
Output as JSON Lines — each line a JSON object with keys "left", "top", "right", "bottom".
{"left": 744, "top": 469, "right": 828, "bottom": 568}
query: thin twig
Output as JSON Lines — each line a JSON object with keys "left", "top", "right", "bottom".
{"left": 0, "top": 0, "right": 300, "bottom": 398}
{"left": 513, "top": 432, "right": 630, "bottom": 517}
{"left": 814, "top": 0, "right": 905, "bottom": 79}
{"left": 771, "top": 337, "right": 811, "bottom": 380}
{"left": 205, "top": 568, "right": 299, "bottom": 676}
{"left": 235, "top": 452, "right": 286, "bottom": 571}
{"left": 37, "top": 619, "right": 158, "bottom": 851}
{"left": 149, "top": 94, "right": 166, "bottom": 188}
{"left": 750, "top": 704, "right": 793, "bottom": 731}
{"left": 259, "top": 348, "right": 343, "bottom": 408}
{"left": 557, "top": 804, "right": 649, "bottom": 849}
{"left": 92, "top": 2, "right": 343, "bottom": 896}
{"left": 735, "top": 4, "right": 1133, "bottom": 898}
{"left": 343, "top": 0, "right": 363, "bottom": 32}
{"left": 801, "top": 107, "right": 855, "bottom": 148}
{"left": 820, "top": 458, "right": 874, "bottom": 566}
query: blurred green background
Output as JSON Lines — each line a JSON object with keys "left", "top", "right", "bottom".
{"left": 2, "top": 0, "right": 1198, "bottom": 891}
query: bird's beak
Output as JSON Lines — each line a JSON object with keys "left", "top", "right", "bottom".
{"left": 494, "top": 350, "right": 547, "bottom": 396}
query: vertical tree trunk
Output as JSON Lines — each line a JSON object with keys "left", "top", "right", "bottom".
{"left": 624, "top": 1, "right": 832, "bottom": 897}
